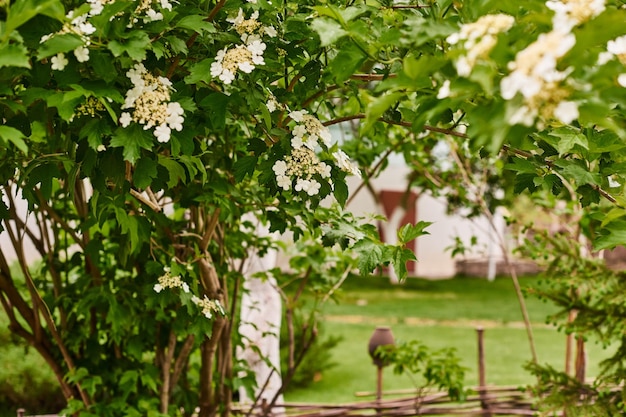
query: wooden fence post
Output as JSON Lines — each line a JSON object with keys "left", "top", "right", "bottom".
{"left": 477, "top": 327, "right": 492, "bottom": 417}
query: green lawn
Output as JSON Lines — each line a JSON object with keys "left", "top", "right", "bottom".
{"left": 284, "top": 275, "right": 615, "bottom": 404}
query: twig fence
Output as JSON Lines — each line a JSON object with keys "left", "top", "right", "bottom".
{"left": 234, "top": 384, "right": 541, "bottom": 417}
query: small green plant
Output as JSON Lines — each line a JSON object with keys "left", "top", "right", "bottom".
{"left": 376, "top": 340, "right": 467, "bottom": 401}
{"left": 279, "top": 318, "right": 342, "bottom": 390}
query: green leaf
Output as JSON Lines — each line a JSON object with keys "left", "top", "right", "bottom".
{"left": 505, "top": 157, "right": 538, "bottom": 174}
{"left": 353, "top": 239, "right": 384, "bottom": 274}
{"left": 200, "top": 93, "right": 229, "bottom": 130}
{"left": 601, "top": 207, "right": 626, "bottom": 228}
{"left": 185, "top": 58, "right": 214, "bottom": 85}
{"left": 398, "top": 221, "right": 431, "bottom": 244}
{"left": 362, "top": 91, "right": 404, "bottom": 133}
{"left": 90, "top": 50, "right": 118, "bottom": 83}
{"left": 333, "top": 178, "right": 349, "bottom": 208}
{"left": 554, "top": 160, "right": 598, "bottom": 186}
{"left": 547, "top": 128, "right": 588, "bottom": 155}
{"left": 0, "top": 125, "right": 27, "bottom": 152}
{"left": 133, "top": 157, "right": 157, "bottom": 189}
{"left": 37, "top": 33, "right": 84, "bottom": 60}
{"left": 80, "top": 119, "right": 111, "bottom": 150}
{"left": 514, "top": 173, "right": 539, "bottom": 194}
{"left": 390, "top": 247, "right": 417, "bottom": 282}
{"left": 0, "top": 42, "right": 30, "bottom": 68}
{"left": 310, "top": 18, "right": 347, "bottom": 47}
{"left": 158, "top": 157, "right": 187, "bottom": 188}
{"left": 176, "top": 15, "right": 216, "bottom": 33}
{"left": 108, "top": 31, "right": 151, "bottom": 61}
{"left": 46, "top": 91, "right": 83, "bottom": 121}
{"left": 595, "top": 221, "right": 626, "bottom": 251}
{"left": 234, "top": 155, "right": 257, "bottom": 182}
{"left": 329, "top": 43, "right": 367, "bottom": 83}
{"left": 109, "top": 125, "right": 154, "bottom": 164}
{"left": 3, "top": 0, "right": 65, "bottom": 40}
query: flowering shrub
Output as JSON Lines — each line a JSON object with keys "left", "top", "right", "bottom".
{"left": 2, "top": 0, "right": 626, "bottom": 415}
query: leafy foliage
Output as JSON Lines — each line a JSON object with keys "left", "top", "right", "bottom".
{"left": 3, "top": 0, "right": 626, "bottom": 415}
{"left": 376, "top": 340, "right": 467, "bottom": 401}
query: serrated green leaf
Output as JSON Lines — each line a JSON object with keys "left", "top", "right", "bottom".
{"left": 514, "top": 173, "right": 539, "bottom": 194}
{"left": 595, "top": 221, "right": 626, "bottom": 250}
{"left": 133, "top": 157, "right": 157, "bottom": 189}
{"left": 0, "top": 42, "right": 30, "bottom": 69}
{"left": 176, "top": 15, "right": 216, "bottom": 33}
{"left": 109, "top": 125, "right": 154, "bottom": 164}
{"left": 362, "top": 91, "right": 404, "bottom": 133}
{"left": 310, "top": 18, "right": 347, "bottom": 47}
{"left": 108, "top": 31, "right": 150, "bottom": 61}
{"left": 398, "top": 221, "right": 431, "bottom": 244}
{"left": 185, "top": 58, "right": 214, "bottom": 85}
{"left": 90, "top": 50, "right": 118, "bottom": 83}
{"left": 200, "top": 93, "right": 229, "bottom": 130}
{"left": 158, "top": 157, "right": 187, "bottom": 188}
{"left": 390, "top": 247, "right": 417, "bottom": 281}
{"left": 37, "top": 33, "right": 84, "bottom": 59}
{"left": 4, "top": 0, "right": 65, "bottom": 40}
{"left": 329, "top": 42, "right": 367, "bottom": 83}
{"left": 0, "top": 125, "right": 27, "bottom": 152}
{"left": 548, "top": 128, "right": 588, "bottom": 155}
{"left": 601, "top": 207, "right": 626, "bottom": 228}
{"left": 234, "top": 155, "right": 257, "bottom": 182}
{"left": 554, "top": 160, "right": 598, "bottom": 186}
{"left": 354, "top": 239, "right": 384, "bottom": 274}
{"left": 80, "top": 119, "right": 111, "bottom": 150}
{"left": 504, "top": 157, "right": 538, "bottom": 174}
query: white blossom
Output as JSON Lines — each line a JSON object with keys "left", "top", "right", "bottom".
{"left": 447, "top": 14, "right": 515, "bottom": 76}
{"left": 546, "top": 0, "right": 605, "bottom": 32}
{"left": 145, "top": 8, "right": 164, "bottom": 21}
{"left": 437, "top": 80, "right": 451, "bottom": 99}
{"left": 74, "top": 46, "right": 90, "bottom": 62}
{"left": 153, "top": 271, "right": 189, "bottom": 293}
{"left": 154, "top": 124, "right": 171, "bottom": 143}
{"left": 51, "top": 53, "right": 68, "bottom": 71}
{"left": 500, "top": 30, "right": 577, "bottom": 124}
{"left": 210, "top": 43, "right": 265, "bottom": 84}
{"left": 553, "top": 100, "right": 579, "bottom": 124}
{"left": 264, "top": 26, "right": 277, "bottom": 37}
{"left": 120, "top": 63, "right": 184, "bottom": 142}
{"left": 333, "top": 150, "right": 361, "bottom": 177}
{"left": 119, "top": 112, "right": 132, "bottom": 127}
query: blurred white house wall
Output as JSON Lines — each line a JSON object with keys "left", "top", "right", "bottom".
{"left": 346, "top": 163, "right": 505, "bottom": 279}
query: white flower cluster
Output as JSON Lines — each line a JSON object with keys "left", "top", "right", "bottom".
{"left": 333, "top": 150, "right": 362, "bottom": 177}
{"left": 498, "top": 0, "right": 607, "bottom": 126}
{"left": 42, "top": 3, "right": 104, "bottom": 70}
{"left": 210, "top": 8, "right": 276, "bottom": 84}
{"left": 133, "top": 0, "right": 174, "bottom": 23}
{"left": 153, "top": 268, "right": 190, "bottom": 293}
{"left": 266, "top": 94, "right": 283, "bottom": 113}
{"left": 289, "top": 110, "right": 332, "bottom": 149}
{"left": 272, "top": 109, "right": 361, "bottom": 197}
{"left": 191, "top": 295, "right": 225, "bottom": 319}
{"left": 546, "top": 0, "right": 605, "bottom": 32}
{"left": 600, "top": 36, "right": 626, "bottom": 87}
{"left": 119, "top": 63, "right": 185, "bottom": 143}
{"left": 500, "top": 30, "right": 578, "bottom": 125}
{"left": 273, "top": 147, "right": 331, "bottom": 196}
{"left": 446, "top": 14, "right": 515, "bottom": 77}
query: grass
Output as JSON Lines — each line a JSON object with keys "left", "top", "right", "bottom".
{"left": 284, "top": 275, "right": 616, "bottom": 404}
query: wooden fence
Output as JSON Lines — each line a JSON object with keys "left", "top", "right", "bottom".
{"left": 233, "top": 385, "right": 543, "bottom": 417}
